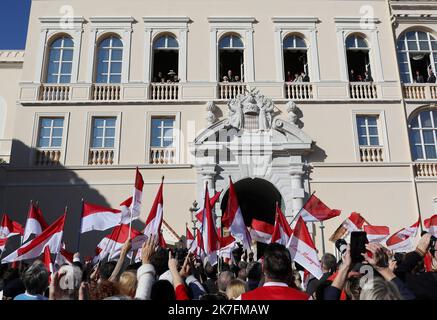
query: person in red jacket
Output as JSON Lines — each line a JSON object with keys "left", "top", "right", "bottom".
{"left": 239, "top": 243, "right": 309, "bottom": 300}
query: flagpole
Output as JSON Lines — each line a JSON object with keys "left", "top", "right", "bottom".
{"left": 319, "top": 221, "right": 326, "bottom": 255}
{"left": 76, "top": 199, "right": 84, "bottom": 253}
{"left": 288, "top": 190, "right": 316, "bottom": 227}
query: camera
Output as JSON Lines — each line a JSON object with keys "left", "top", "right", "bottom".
{"left": 335, "top": 239, "right": 348, "bottom": 255}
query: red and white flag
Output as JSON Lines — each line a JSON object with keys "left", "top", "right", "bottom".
{"left": 80, "top": 202, "right": 122, "bottom": 233}
{"left": 386, "top": 219, "right": 420, "bottom": 252}
{"left": 94, "top": 224, "right": 143, "bottom": 262}
{"left": 329, "top": 212, "right": 367, "bottom": 242}
{"left": 201, "top": 185, "right": 219, "bottom": 265}
{"left": 250, "top": 219, "right": 274, "bottom": 244}
{"left": 129, "top": 168, "right": 144, "bottom": 220}
{"left": 218, "top": 234, "right": 238, "bottom": 263}
{"left": 186, "top": 226, "right": 195, "bottom": 250}
{"left": 195, "top": 191, "right": 222, "bottom": 223}
{"left": 0, "top": 214, "right": 24, "bottom": 238}
{"left": 222, "top": 178, "right": 251, "bottom": 250}
{"left": 299, "top": 194, "right": 341, "bottom": 223}
{"left": 193, "top": 228, "right": 205, "bottom": 259}
{"left": 364, "top": 225, "right": 390, "bottom": 243}
{"left": 424, "top": 215, "right": 437, "bottom": 237}
{"left": 119, "top": 197, "right": 133, "bottom": 224}
{"left": 23, "top": 202, "right": 48, "bottom": 243}
{"left": 43, "top": 246, "right": 54, "bottom": 274}
{"left": 0, "top": 238, "right": 7, "bottom": 252}
{"left": 55, "top": 247, "right": 74, "bottom": 267}
{"left": 287, "top": 216, "right": 323, "bottom": 280}
{"left": 270, "top": 204, "right": 293, "bottom": 246}
{"left": 2, "top": 214, "right": 66, "bottom": 264}
{"left": 144, "top": 180, "right": 164, "bottom": 240}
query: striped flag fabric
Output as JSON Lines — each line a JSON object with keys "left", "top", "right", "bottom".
{"left": 119, "top": 196, "right": 133, "bottom": 224}
{"left": 218, "top": 234, "right": 238, "bottom": 264}
{"left": 386, "top": 219, "right": 420, "bottom": 252}
{"left": 329, "top": 212, "right": 367, "bottom": 242}
{"left": 23, "top": 202, "right": 48, "bottom": 243}
{"left": 0, "top": 214, "right": 24, "bottom": 238}
{"left": 287, "top": 216, "right": 323, "bottom": 280}
{"left": 250, "top": 219, "right": 274, "bottom": 244}
{"left": 186, "top": 226, "right": 195, "bottom": 250}
{"left": 270, "top": 204, "right": 293, "bottom": 246}
{"left": 299, "top": 194, "right": 341, "bottom": 223}
{"left": 0, "top": 238, "right": 7, "bottom": 252}
{"left": 130, "top": 167, "right": 144, "bottom": 220}
{"left": 200, "top": 184, "right": 219, "bottom": 265}
{"left": 80, "top": 202, "right": 122, "bottom": 233}
{"left": 364, "top": 225, "right": 390, "bottom": 243}
{"left": 424, "top": 215, "right": 437, "bottom": 236}
{"left": 144, "top": 180, "right": 164, "bottom": 241}
{"left": 195, "top": 191, "right": 222, "bottom": 223}
{"left": 2, "top": 214, "right": 66, "bottom": 264}
{"left": 43, "top": 246, "right": 54, "bottom": 274}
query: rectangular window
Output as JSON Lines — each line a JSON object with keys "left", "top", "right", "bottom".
{"left": 91, "top": 117, "right": 116, "bottom": 148}
{"left": 151, "top": 117, "right": 175, "bottom": 148}
{"left": 356, "top": 115, "right": 380, "bottom": 146}
{"left": 37, "top": 117, "right": 64, "bottom": 148}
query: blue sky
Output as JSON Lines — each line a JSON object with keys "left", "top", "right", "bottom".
{"left": 0, "top": 0, "right": 31, "bottom": 50}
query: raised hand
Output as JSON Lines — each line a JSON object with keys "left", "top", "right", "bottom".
{"left": 49, "top": 270, "right": 67, "bottom": 300}
{"left": 141, "top": 234, "right": 158, "bottom": 265}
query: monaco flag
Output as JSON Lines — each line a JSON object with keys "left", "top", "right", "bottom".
{"left": 201, "top": 184, "right": 219, "bottom": 265}
{"left": 299, "top": 194, "right": 341, "bottom": 223}
{"left": 329, "top": 212, "right": 367, "bottom": 242}
{"left": 270, "top": 204, "right": 293, "bottom": 246}
{"left": 250, "top": 219, "right": 274, "bottom": 244}
{"left": 80, "top": 202, "right": 122, "bottom": 233}
{"left": 43, "top": 246, "right": 54, "bottom": 274}
{"left": 287, "top": 216, "right": 323, "bottom": 280}
{"left": 2, "top": 214, "right": 66, "bottom": 264}
{"left": 23, "top": 202, "right": 48, "bottom": 243}
{"left": 424, "top": 215, "right": 437, "bottom": 236}
{"left": 364, "top": 225, "right": 390, "bottom": 243}
{"left": 195, "top": 191, "right": 222, "bottom": 223}
{"left": 144, "top": 180, "right": 164, "bottom": 239}
{"left": 222, "top": 178, "right": 251, "bottom": 250}
{"left": 0, "top": 214, "right": 24, "bottom": 238}
{"left": 186, "top": 226, "right": 195, "bottom": 250}
{"left": 0, "top": 238, "right": 7, "bottom": 252}
{"left": 119, "top": 197, "right": 133, "bottom": 224}
{"left": 386, "top": 219, "right": 420, "bottom": 252}
{"left": 55, "top": 247, "right": 74, "bottom": 267}
{"left": 130, "top": 168, "right": 144, "bottom": 220}
{"left": 218, "top": 234, "right": 238, "bottom": 263}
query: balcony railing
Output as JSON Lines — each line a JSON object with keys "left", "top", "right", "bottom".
{"left": 359, "top": 146, "right": 384, "bottom": 162}
{"left": 414, "top": 162, "right": 437, "bottom": 177}
{"left": 150, "top": 83, "right": 180, "bottom": 101}
{"left": 285, "top": 82, "right": 313, "bottom": 100}
{"left": 92, "top": 84, "right": 121, "bottom": 101}
{"left": 402, "top": 84, "right": 437, "bottom": 100}
{"left": 149, "top": 147, "right": 176, "bottom": 165}
{"left": 39, "top": 84, "right": 70, "bottom": 101}
{"left": 349, "top": 82, "right": 378, "bottom": 100}
{"left": 34, "top": 148, "right": 61, "bottom": 166}
{"left": 88, "top": 148, "right": 115, "bottom": 165}
{"left": 218, "top": 82, "right": 247, "bottom": 100}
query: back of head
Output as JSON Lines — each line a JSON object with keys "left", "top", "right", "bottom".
{"left": 100, "top": 261, "right": 117, "bottom": 280}
{"left": 344, "top": 275, "right": 362, "bottom": 300}
{"left": 118, "top": 270, "right": 137, "bottom": 298}
{"left": 150, "top": 248, "right": 169, "bottom": 277}
{"left": 360, "top": 277, "right": 403, "bottom": 300}
{"left": 226, "top": 278, "right": 247, "bottom": 300}
{"left": 150, "top": 279, "right": 176, "bottom": 301}
{"left": 90, "top": 280, "right": 120, "bottom": 300}
{"left": 22, "top": 260, "right": 49, "bottom": 296}
{"left": 204, "top": 262, "right": 217, "bottom": 280}
{"left": 321, "top": 253, "right": 337, "bottom": 274}
{"left": 247, "top": 262, "right": 262, "bottom": 281}
{"left": 217, "top": 271, "right": 235, "bottom": 293}
{"left": 262, "top": 243, "right": 292, "bottom": 282}
{"left": 2, "top": 278, "right": 25, "bottom": 300}
{"left": 56, "top": 264, "right": 83, "bottom": 300}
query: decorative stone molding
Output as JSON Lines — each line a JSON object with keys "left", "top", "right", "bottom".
{"left": 286, "top": 101, "right": 300, "bottom": 125}
{"left": 206, "top": 101, "right": 218, "bottom": 125}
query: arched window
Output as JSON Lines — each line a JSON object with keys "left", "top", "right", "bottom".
{"left": 410, "top": 109, "right": 437, "bottom": 160}
{"left": 218, "top": 34, "right": 244, "bottom": 82}
{"left": 397, "top": 30, "right": 437, "bottom": 83}
{"left": 152, "top": 34, "right": 179, "bottom": 83}
{"left": 46, "top": 36, "right": 74, "bottom": 84}
{"left": 283, "top": 34, "right": 309, "bottom": 82}
{"left": 345, "top": 34, "right": 372, "bottom": 82}
{"left": 95, "top": 36, "right": 123, "bottom": 84}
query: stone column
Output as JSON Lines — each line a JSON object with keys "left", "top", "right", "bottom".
{"left": 290, "top": 167, "right": 305, "bottom": 216}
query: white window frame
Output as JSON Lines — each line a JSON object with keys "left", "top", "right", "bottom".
{"left": 95, "top": 36, "right": 124, "bottom": 84}
{"left": 272, "top": 17, "right": 321, "bottom": 82}
{"left": 143, "top": 17, "right": 190, "bottom": 83}
{"left": 145, "top": 111, "right": 181, "bottom": 164}
{"left": 334, "top": 17, "right": 384, "bottom": 82}
{"left": 31, "top": 112, "right": 70, "bottom": 165}
{"left": 207, "top": 17, "right": 256, "bottom": 82}
{"left": 84, "top": 112, "right": 122, "bottom": 165}
{"left": 351, "top": 110, "right": 390, "bottom": 162}
{"left": 409, "top": 109, "right": 437, "bottom": 161}
{"left": 45, "top": 36, "right": 75, "bottom": 84}
{"left": 35, "top": 17, "right": 85, "bottom": 84}
{"left": 87, "top": 17, "right": 134, "bottom": 84}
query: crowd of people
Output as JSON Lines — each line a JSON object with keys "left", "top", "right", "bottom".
{"left": 349, "top": 69, "right": 374, "bottom": 82}
{"left": 0, "top": 232, "right": 435, "bottom": 301}
{"left": 222, "top": 70, "right": 242, "bottom": 83}
{"left": 285, "top": 71, "right": 310, "bottom": 83}
{"left": 153, "top": 70, "right": 180, "bottom": 83}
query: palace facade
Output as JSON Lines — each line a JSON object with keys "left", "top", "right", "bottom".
{"left": 1, "top": 0, "right": 437, "bottom": 255}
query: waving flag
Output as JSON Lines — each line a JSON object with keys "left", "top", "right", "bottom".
{"left": 271, "top": 204, "right": 293, "bottom": 246}
{"left": 386, "top": 219, "right": 420, "bottom": 252}
{"left": 2, "top": 214, "right": 66, "bottom": 264}
{"left": 0, "top": 238, "right": 6, "bottom": 252}
{"left": 218, "top": 234, "right": 238, "bottom": 264}
{"left": 55, "top": 247, "right": 74, "bottom": 267}
{"left": 0, "top": 214, "right": 24, "bottom": 238}
{"left": 329, "top": 212, "right": 367, "bottom": 242}
{"left": 186, "top": 226, "right": 195, "bottom": 249}
{"left": 287, "top": 216, "right": 323, "bottom": 279}
{"left": 23, "top": 202, "right": 48, "bottom": 243}
{"left": 299, "top": 194, "right": 341, "bottom": 223}
{"left": 424, "top": 215, "right": 437, "bottom": 236}
{"left": 130, "top": 167, "right": 144, "bottom": 220}
{"left": 144, "top": 180, "right": 164, "bottom": 241}
{"left": 80, "top": 202, "right": 122, "bottom": 233}
{"left": 201, "top": 184, "right": 219, "bottom": 265}
{"left": 250, "top": 219, "right": 274, "bottom": 244}
{"left": 43, "top": 246, "right": 54, "bottom": 274}
{"left": 195, "top": 191, "right": 222, "bottom": 223}
{"left": 222, "top": 178, "right": 251, "bottom": 250}
{"left": 364, "top": 225, "right": 390, "bottom": 243}
{"left": 119, "top": 197, "right": 133, "bottom": 224}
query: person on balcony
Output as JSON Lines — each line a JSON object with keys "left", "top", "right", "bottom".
{"left": 286, "top": 71, "right": 293, "bottom": 82}
{"left": 364, "top": 70, "right": 373, "bottom": 82}
{"left": 234, "top": 75, "right": 241, "bottom": 82}
{"left": 301, "top": 72, "right": 310, "bottom": 82}
{"left": 427, "top": 69, "right": 436, "bottom": 83}
{"left": 414, "top": 70, "right": 424, "bottom": 83}
{"left": 293, "top": 73, "right": 302, "bottom": 82}
{"left": 222, "top": 76, "right": 229, "bottom": 83}
{"left": 349, "top": 69, "right": 356, "bottom": 82}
